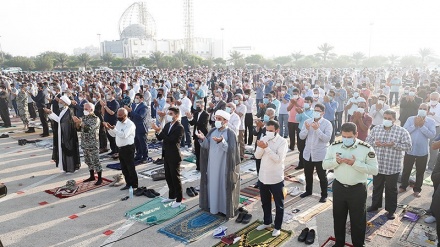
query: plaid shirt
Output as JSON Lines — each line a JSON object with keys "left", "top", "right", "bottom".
{"left": 365, "top": 124, "right": 412, "bottom": 175}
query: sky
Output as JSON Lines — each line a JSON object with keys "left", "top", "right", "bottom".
{"left": 1, "top": 0, "right": 440, "bottom": 58}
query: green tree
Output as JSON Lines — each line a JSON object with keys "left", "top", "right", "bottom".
{"left": 171, "top": 58, "right": 184, "bottom": 69}
{"left": 419, "top": 48, "right": 433, "bottom": 65}
{"left": 362, "top": 56, "right": 388, "bottom": 67}
{"left": 400, "top": 56, "right": 419, "bottom": 67}
{"left": 89, "top": 60, "right": 102, "bottom": 67}
{"left": 34, "top": 56, "right": 54, "bottom": 71}
{"left": 201, "top": 57, "right": 214, "bottom": 68}
{"left": 77, "top": 53, "right": 91, "bottom": 69}
{"left": 388, "top": 54, "right": 399, "bottom": 66}
{"left": 4, "top": 56, "right": 35, "bottom": 71}
{"left": 174, "top": 50, "right": 189, "bottom": 64}
{"left": 317, "top": 43, "right": 335, "bottom": 62}
{"left": 273, "top": 56, "right": 292, "bottom": 66}
{"left": 158, "top": 58, "right": 171, "bottom": 69}
{"left": 245, "top": 54, "right": 264, "bottom": 65}
{"left": 54, "top": 53, "right": 69, "bottom": 69}
{"left": 229, "top": 51, "right": 244, "bottom": 66}
{"left": 138, "top": 57, "right": 153, "bottom": 67}
{"left": 352, "top": 52, "right": 365, "bottom": 67}
{"left": 186, "top": 55, "right": 203, "bottom": 67}
{"left": 125, "top": 57, "right": 137, "bottom": 67}
{"left": 331, "top": 55, "right": 353, "bottom": 68}
{"left": 213, "top": 57, "right": 226, "bottom": 66}
{"left": 295, "top": 56, "right": 316, "bottom": 68}
{"left": 111, "top": 57, "right": 124, "bottom": 67}
{"left": 259, "top": 58, "right": 275, "bottom": 69}
{"left": 291, "top": 52, "right": 303, "bottom": 62}
{"left": 149, "top": 51, "right": 164, "bottom": 67}
{"left": 102, "top": 52, "right": 114, "bottom": 67}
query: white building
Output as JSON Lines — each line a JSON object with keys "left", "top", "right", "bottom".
{"left": 73, "top": 46, "right": 99, "bottom": 56}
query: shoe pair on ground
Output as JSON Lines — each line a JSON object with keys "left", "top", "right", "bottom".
{"left": 256, "top": 224, "right": 280, "bottom": 237}
{"left": 83, "top": 170, "right": 102, "bottom": 185}
{"left": 186, "top": 187, "right": 198, "bottom": 197}
{"left": 300, "top": 192, "right": 327, "bottom": 203}
{"left": 153, "top": 158, "right": 164, "bottom": 165}
{"left": 109, "top": 174, "right": 125, "bottom": 187}
{"left": 298, "top": 227, "right": 315, "bottom": 245}
{"left": 132, "top": 186, "right": 160, "bottom": 198}
{"left": 366, "top": 206, "right": 395, "bottom": 220}
{"left": 161, "top": 198, "right": 182, "bottom": 208}
{"left": 235, "top": 207, "right": 252, "bottom": 224}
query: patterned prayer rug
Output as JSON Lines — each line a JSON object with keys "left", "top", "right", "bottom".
{"left": 44, "top": 177, "right": 112, "bottom": 198}
{"left": 183, "top": 154, "right": 197, "bottom": 164}
{"left": 274, "top": 194, "right": 332, "bottom": 224}
{"left": 423, "top": 175, "right": 434, "bottom": 187}
{"left": 138, "top": 167, "right": 166, "bottom": 178}
{"left": 158, "top": 209, "right": 227, "bottom": 244}
{"left": 125, "top": 197, "right": 186, "bottom": 225}
{"left": 320, "top": 236, "right": 354, "bottom": 247}
{"left": 240, "top": 186, "right": 260, "bottom": 200}
{"left": 212, "top": 220, "right": 291, "bottom": 247}
{"left": 399, "top": 220, "right": 438, "bottom": 247}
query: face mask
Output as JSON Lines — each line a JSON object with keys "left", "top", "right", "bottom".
{"left": 418, "top": 109, "right": 427, "bottom": 117}
{"left": 225, "top": 107, "right": 231, "bottom": 113}
{"left": 233, "top": 100, "right": 239, "bottom": 105}
{"left": 383, "top": 119, "right": 393, "bottom": 127}
{"left": 292, "top": 95, "right": 299, "bottom": 100}
{"left": 196, "top": 106, "right": 202, "bottom": 112}
{"left": 353, "top": 92, "right": 359, "bottom": 98}
{"left": 263, "top": 98, "right": 269, "bottom": 104}
{"left": 362, "top": 88, "right": 366, "bottom": 91}
{"left": 409, "top": 92, "right": 415, "bottom": 96}
{"left": 83, "top": 110, "right": 90, "bottom": 116}
{"left": 215, "top": 96, "right": 220, "bottom": 101}
{"left": 357, "top": 108, "right": 365, "bottom": 114}
{"left": 265, "top": 131, "right": 275, "bottom": 138}
{"left": 328, "top": 96, "right": 333, "bottom": 101}
{"left": 134, "top": 99, "right": 140, "bottom": 104}
{"left": 157, "top": 94, "right": 163, "bottom": 98}
{"left": 304, "top": 86, "right": 309, "bottom": 90}
{"left": 430, "top": 100, "right": 438, "bottom": 106}
{"left": 404, "top": 90, "right": 409, "bottom": 94}
{"left": 215, "top": 120, "right": 223, "bottom": 129}
{"left": 106, "top": 95, "right": 112, "bottom": 100}
{"left": 342, "top": 137, "right": 355, "bottom": 147}
{"left": 117, "top": 117, "right": 125, "bottom": 122}
{"left": 304, "top": 103, "right": 310, "bottom": 109}
{"left": 313, "top": 111, "right": 321, "bottom": 119}
{"left": 123, "top": 94, "right": 127, "bottom": 97}
{"left": 263, "top": 115, "right": 270, "bottom": 122}
{"left": 313, "top": 94, "right": 319, "bottom": 98}
{"left": 78, "top": 97, "right": 83, "bottom": 101}
{"left": 166, "top": 115, "right": 173, "bottom": 123}
{"left": 224, "top": 89, "right": 228, "bottom": 93}
{"left": 377, "top": 100, "right": 384, "bottom": 105}
{"left": 195, "top": 85, "right": 199, "bottom": 89}
{"left": 89, "top": 88, "right": 93, "bottom": 92}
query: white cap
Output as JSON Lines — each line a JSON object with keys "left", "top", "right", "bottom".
{"left": 60, "top": 95, "right": 71, "bottom": 105}
{"left": 215, "top": 110, "right": 231, "bottom": 121}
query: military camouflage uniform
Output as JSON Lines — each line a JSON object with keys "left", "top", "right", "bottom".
{"left": 16, "top": 90, "right": 29, "bottom": 125}
{"left": 79, "top": 114, "right": 101, "bottom": 172}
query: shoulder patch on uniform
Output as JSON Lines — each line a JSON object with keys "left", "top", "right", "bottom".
{"left": 358, "top": 141, "right": 371, "bottom": 148}
{"left": 368, "top": 152, "right": 376, "bottom": 158}
{"left": 332, "top": 140, "right": 343, "bottom": 145}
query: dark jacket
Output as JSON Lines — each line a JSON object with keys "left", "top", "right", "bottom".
{"left": 31, "top": 90, "right": 46, "bottom": 108}
{"left": 156, "top": 121, "right": 184, "bottom": 163}
{"left": 129, "top": 102, "right": 149, "bottom": 133}
{"left": 188, "top": 110, "right": 209, "bottom": 139}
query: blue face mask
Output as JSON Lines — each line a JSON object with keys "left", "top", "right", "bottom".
{"left": 263, "top": 115, "right": 270, "bottom": 122}
{"left": 263, "top": 98, "right": 269, "bottom": 104}
{"left": 225, "top": 107, "right": 231, "bottom": 113}
{"left": 342, "top": 137, "right": 355, "bottom": 147}
{"left": 313, "top": 111, "right": 321, "bottom": 119}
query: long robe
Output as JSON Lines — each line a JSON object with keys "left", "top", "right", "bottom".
{"left": 199, "top": 127, "right": 240, "bottom": 218}
{"left": 48, "top": 107, "right": 81, "bottom": 172}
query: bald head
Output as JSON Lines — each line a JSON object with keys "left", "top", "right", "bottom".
{"left": 117, "top": 108, "right": 128, "bottom": 122}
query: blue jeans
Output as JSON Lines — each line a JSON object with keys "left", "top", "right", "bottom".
{"left": 256, "top": 99, "right": 263, "bottom": 112}
{"left": 151, "top": 102, "right": 156, "bottom": 118}
{"left": 134, "top": 132, "right": 148, "bottom": 160}
{"left": 335, "top": 111, "right": 343, "bottom": 133}
{"left": 258, "top": 180, "right": 284, "bottom": 230}
{"left": 389, "top": 92, "right": 399, "bottom": 106}
{"left": 180, "top": 116, "right": 192, "bottom": 148}
{"left": 278, "top": 114, "right": 289, "bottom": 137}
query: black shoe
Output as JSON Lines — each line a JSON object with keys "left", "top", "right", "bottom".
{"left": 300, "top": 192, "right": 311, "bottom": 198}
{"left": 305, "top": 229, "right": 315, "bottom": 245}
{"left": 387, "top": 212, "right": 395, "bottom": 220}
{"left": 190, "top": 187, "right": 198, "bottom": 196}
{"left": 235, "top": 212, "right": 246, "bottom": 223}
{"left": 186, "top": 188, "right": 195, "bottom": 197}
{"left": 135, "top": 187, "right": 146, "bottom": 196}
{"left": 143, "top": 189, "right": 156, "bottom": 198}
{"left": 295, "top": 166, "right": 304, "bottom": 170}
{"left": 25, "top": 129, "right": 36, "bottom": 133}
{"left": 253, "top": 182, "right": 259, "bottom": 188}
{"left": 319, "top": 197, "right": 327, "bottom": 203}
{"left": 367, "top": 206, "right": 379, "bottom": 212}
{"left": 149, "top": 189, "right": 160, "bottom": 196}
{"left": 40, "top": 134, "right": 50, "bottom": 137}
{"left": 120, "top": 185, "right": 130, "bottom": 191}
{"left": 134, "top": 156, "right": 142, "bottom": 161}
{"left": 83, "top": 170, "right": 95, "bottom": 182}
{"left": 298, "top": 227, "right": 309, "bottom": 242}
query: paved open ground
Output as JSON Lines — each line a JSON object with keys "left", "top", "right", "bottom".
{"left": 0, "top": 116, "right": 437, "bottom": 247}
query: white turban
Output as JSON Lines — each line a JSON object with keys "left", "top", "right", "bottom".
{"left": 60, "top": 95, "right": 71, "bottom": 106}
{"left": 357, "top": 97, "right": 366, "bottom": 103}
{"left": 215, "top": 110, "right": 231, "bottom": 121}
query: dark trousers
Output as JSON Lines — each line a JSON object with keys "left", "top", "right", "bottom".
{"left": 389, "top": 92, "right": 399, "bottom": 106}
{"left": 400, "top": 154, "right": 428, "bottom": 193}
{"left": 332, "top": 180, "right": 367, "bottom": 247}
{"left": 150, "top": 102, "right": 156, "bottom": 118}
{"left": 134, "top": 132, "right": 148, "bottom": 159}
{"left": 194, "top": 137, "right": 201, "bottom": 170}
{"left": 12, "top": 99, "right": 18, "bottom": 115}
{"left": 256, "top": 159, "right": 261, "bottom": 175}
{"left": 259, "top": 180, "right": 284, "bottom": 230}
{"left": 335, "top": 111, "right": 343, "bottom": 133}
{"left": 107, "top": 132, "right": 118, "bottom": 154}
{"left": 288, "top": 122, "right": 299, "bottom": 150}
{"left": 119, "top": 144, "right": 137, "bottom": 188}
{"left": 0, "top": 104, "right": 11, "bottom": 127}
{"left": 371, "top": 173, "right": 399, "bottom": 214}
{"left": 329, "top": 120, "right": 336, "bottom": 144}
{"left": 244, "top": 113, "right": 254, "bottom": 145}
{"left": 203, "top": 97, "right": 208, "bottom": 111}
{"left": 304, "top": 159, "right": 328, "bottom": 197}
{"left": 28, "top": 102, "right": 37, "bottom": 119}
{"left": 38, "top": 107, "right": 49, "bottom": 135}
{"left": 256, "top": 99, "right": 263, "bottom": 112}
{"left": 99, "top": 124, "right": 107, "bottom": 149}
{"left": 164, "top": 158, "right": 183, "bottom": 202}
{"left": 297, "top": 133, "right": 306, "bottom": 167}
{"left": 180, "top": 117, "right": 192, "bottom": 147}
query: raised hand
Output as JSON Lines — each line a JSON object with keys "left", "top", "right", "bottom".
{"left": 256, "top": 140, "right": 268, "bottom": 149}
{"left": 305, "top": 121, "right": 311, "bottom": 130}
{"left": 195, "top": 130, "right": 205, "bottom": 140}
{"left": 212, "top": 136, "right": 223, "bottom": 143}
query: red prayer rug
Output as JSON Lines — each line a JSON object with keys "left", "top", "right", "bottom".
{"left": 44, "top": 177, "right": 112, "bottom": 198}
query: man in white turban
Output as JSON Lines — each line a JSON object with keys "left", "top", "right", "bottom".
{"left": 196, "top": 110, "right": 241, "bottom": 218}
{"left": 45, "top": 95, "right": 80, "bottom": 173}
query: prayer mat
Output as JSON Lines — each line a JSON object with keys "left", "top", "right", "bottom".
{"left": 212, "top": 220, "right": 291, "bottom": 247}
{"left": 423, "top": 176, "right": 434, "bottom": 187}
{"left": 275, "top": 194, "right": 331, "bottom": 224}
{"left": 158, "top": 209, "right": 227, "bottom": 244}
{"left": 320, "top": 236, "right": 354, "bottom": 247}
{"left": 0, "top": 125, "right": 16, "bottom": 128}
{"left": 346, "top": 210, "right": 402, "bottom": 241}
{"left": 240, "top": 186, "right": 260, "bottom": 200}
{"left": 240, "top": 160, "right": 256, "bottom": 174}
{"left": 239, "top": 195, "right": 256, "bottom": 206}
{"left": 105, "top": 158, "right": 151, "bottom": 170}
{"left": 181, "top": 170, "right": 201, "bottom": 184}
{"left": 125, "top": 197, "right": 186, "bottom": 225}
{"left": 399, "top": 221, "right": 438, "bottom": 247}
{"left": 183, "top": 154, "right": 197, "bottom": 164}
{"left": 44, "top": 177, "right": 112, "bottom": 198}
{"left": 148, "top": 141, "right": 163, "bottom": 149}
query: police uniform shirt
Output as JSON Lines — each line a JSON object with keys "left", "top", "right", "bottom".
{"left": 323, "top": 139, "right": 379, "bottom": 185}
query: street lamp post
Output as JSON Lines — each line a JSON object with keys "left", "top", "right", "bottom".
{"left": 97, "top": 33, "right": 101, "bottom": 57}
{"left": 220, "top": 28, "right": 224, "bottom": 59}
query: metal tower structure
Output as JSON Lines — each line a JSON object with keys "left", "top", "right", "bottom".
{"left": 119, "top": 2, "right": 157, "bottom": 40}
{"left": 183, "top": 0, "right": 194, "bottom": 54}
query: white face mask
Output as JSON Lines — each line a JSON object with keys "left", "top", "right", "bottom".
{"left": 78, "top": 97, "right": 83, "bottom": 101}
{"left": 83, "top": 110, "right": 90, "bottom": 116}
{"left": 377, "top": 100, "right": 384, "bottom": 105}
{"left": 418, "top": 109, "right": 427, "bottom": 117}
{"left": 353, "top": 92, "right": 359, "bottom": 98}
{"left": 134, "top": 99, "right": 140, "bottom": 104}
{"left": 409, "top": 92, "right": 416, "bottom": 97}
{"left": 430, "top": 100, "right": 438, "bottom": 106}
{"left": 313, "top": 94, "right": 319, "bottom": 98}
{"left": 304, "top": 86, "right": 309, "bottom": 90}
{"left": 166, "top": 115, "right": 173, "bottom": 123}
{"left": 292, "top": 95, "right": 299, "bottom": 100}
{"left": 215, "top": 97, "right": 220, "bottom": 101}
{"left": 313, "top": 111, "right": 321, "bottom": 119}
{"left": 106, "top": 95, "right": 112, "bottom": 100}
{"left": 357, "top": 108, "right": 365, "bottom": 114}
{"left": 383, "top": 119, "right": 393, "bottom": 127}
{"left": 92, "top": 97, "right": 97, "bottom": 102}
{"left": 265, "top": 131, "right": 275, "bottom": 138}
{"left": 215, "top": 120, "right": 223, "bottom": 129}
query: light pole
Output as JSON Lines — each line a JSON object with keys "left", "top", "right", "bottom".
{"left": 368, "top": 22, "right": 374, "bottom": 58}
{"left": 220, "top": 28, "right": 224, "bottom": 59}
{"left": 97, "top": 33, "right": 101, "bottom": 57}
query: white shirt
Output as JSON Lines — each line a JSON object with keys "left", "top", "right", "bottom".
{"left": 107, "top": 118, "right": 136, "bottom": 147}
{"left": 201, "top": 84, "right": 209, "bottom": 96}
{"left": 369, "top": 103, "right": 390, "bottom": 126}
{"left": 254, "top": 134, "right": 288, "bottom": 184}
{"left": 428, "top": 103, "right": 440, "bottom": 127}
{"left": 235, "top": 104, "right": 247, "bottom": 131}
{"left": 179, "top": 96, "right": 192, "bottom": 116}
{"left": 228, "top": 112, "right": 241, "bottom": 135}
{"left": 243, "top": 97, "right": 255, "bottom": 114}
{"left": 346, "top": 97, "right": 362, "bottom": 116}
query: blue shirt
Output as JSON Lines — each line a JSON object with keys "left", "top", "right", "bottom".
{"left": 150, "top": 88, "right": 158, "bottom": 100}
{"left": 403, "top": 116, "right": 436, "bottom": 156}
{"left": 256, "top": 85, "right": 265, "bottom": 99}
{"left": 295, "top": 109, "right": 314, "bottom": 130}
{"left": 264, "top": 81, "right": 273, "bottom": 94}
{"left": 272, "top": 99, "right": 280, "bottom": 117}
{"left": 323, "top": 101, "right": 338, "bottom": 121}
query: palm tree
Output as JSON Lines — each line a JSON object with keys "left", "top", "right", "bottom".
{"left": 229, "top": 51, "right": 243, "bottom": 66}
{"left": 149, "top": 51, "right": 164, "bottom": 67}
{"left": 102, "top": 52, "right": 114, "bottom": 67}
{"left": 54, "top": 53, "right": 68, "bottom": 69}
{"left": 291, "top": 51, "right": 303, "bottom": 62}
{"left": 174, "top": 50, "right": 189, "bottom": 64}
{"left": 388, "top": 54, "right": 399, "bottom": 66}
{"left": 352, "top": 52, "right": 365, "bottom": 67}
{"left": 317, "top": 43, "right": 334, "bottom": 62}
{"left": 419, "top": 48, "right": 433, "bottom": 65}
{"left": 77, "top": 53, "right": 91, "bottom": 69}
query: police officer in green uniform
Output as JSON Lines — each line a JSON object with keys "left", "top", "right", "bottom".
{"left": 73, "top": 102, "right": 103, "bottom": 185}
{"left": 323, "top": 122, "right": 379, "bottom": 247}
